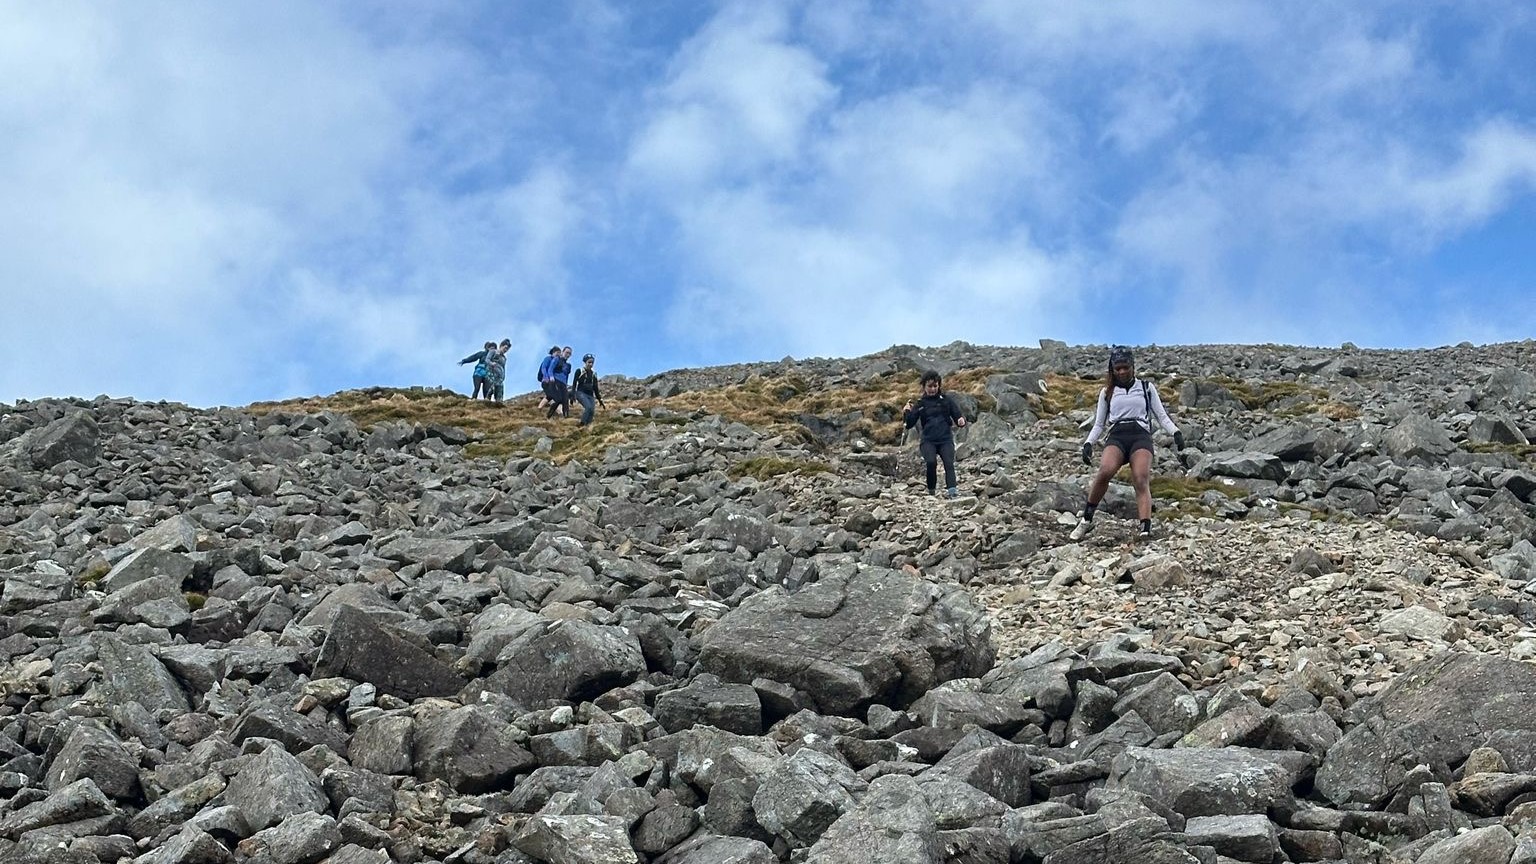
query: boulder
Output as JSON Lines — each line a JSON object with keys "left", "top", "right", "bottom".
{"left": 697, "top": 565, "right": 994, "bottom": 715}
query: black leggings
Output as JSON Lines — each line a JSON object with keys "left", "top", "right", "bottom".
{"left": 471, "top": 375, "right": 486, "bottom": 399}
{"left": 546, "top": 381, "right": 569, "bottom": 417}
{"left": 920, "top": 440, "right": 956, "bottom": 491}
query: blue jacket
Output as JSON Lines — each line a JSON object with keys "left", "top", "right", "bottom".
{"left": 550, "top": 356, "right": 572, "bottom": 384}
{"left": 538, "top": 355, "right": 557, "bottom": 383}
{"left": 460, "top": 350, "right": 489, "bottom": 377}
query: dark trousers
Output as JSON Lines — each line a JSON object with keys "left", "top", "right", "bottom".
{"left": 920, "top": 439, "right": 956, "bottom": 491}
{"left": 471, "top": 375, "right": 486, "bottom": 399}
{"left": 488, "top": 379, "right": 504, "bottom": 403}
{"left": 546, "top": 381, "right": 569, "bottom": 417}
{"left": 575, "top": 390, "right": 596, "bottom": 425}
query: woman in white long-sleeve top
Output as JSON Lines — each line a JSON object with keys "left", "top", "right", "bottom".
{"left": 1070, "top": 346, "right": 1188, "bottom": 541}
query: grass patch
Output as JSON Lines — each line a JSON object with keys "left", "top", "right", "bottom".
{"left": 1037, "top": 373, "right": 1184, "bottom": 416}
{"left": 728, "top": 456, "right": 830, "bottom": 481}
{"left": 76, "top": 560, "right": 110, "bottom": 588}
{"left": 251, "top": 367, "right": 1008, "bottom": 462}
{"left": 184, "top": 592, "right": 207, "bottom": 611}
{"left": 1462, "top": 441, "right": 1536, "bottom": 460}
{"left": 1150, "top": 475, "right": 1241, "bottom": 501}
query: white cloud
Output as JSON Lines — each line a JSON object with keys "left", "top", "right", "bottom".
{"left": 0, "top": 4, "right": 582, "bottom": 405}
{"left": 628, "top": 2, "right": 836, "bottom": 187}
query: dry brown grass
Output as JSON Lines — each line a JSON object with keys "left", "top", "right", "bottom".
{"left": 248, "top": 369, "right": 1007, "bottom": 464}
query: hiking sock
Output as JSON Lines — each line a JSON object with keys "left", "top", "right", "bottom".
{"left": 1082, "top": 502, "right": 1098, "bottom": 521}
{"left": 1139, "top": 519, "right": 1152, "bottom": 535}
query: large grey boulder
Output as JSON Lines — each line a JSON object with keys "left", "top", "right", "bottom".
{"left": 483, "top": 618, "right": 646, "bottom": 708}
{"left": 512, "top": 814, "right": 639, "bottom": 864}
{"left": 654, "top": 834, "right": 775, "bottom": 864}
{"left": 1413, "top": 824, "right": 1515, "bottom": 864}
{"left": 654, "top": 675, "right": 762, "bottom": 735}
{"left": 1317, "top": 651, "right": 1536, "bottom": 807}
{"left": 806, "top": 774, "right": 943, "bottom": 864}
{"left": 27, "top": 412, "right": 99, "bottom": 469}
{"left": 1381, "top": 414, "right": 1456, "bottom": 465}
{"left": 101, "top": 548, "right": 194, "bottom": 593}
{"left": 412, "top": 704, "right": 535, "bottom": 792}
{"left": 89, "top": 635, "right": 190, "bottom": 714}
{"left": 752, "top": 749, "right": 867, "bottom": 849}
{"left": 1108, "top": 747, "right": 1294, "bottom": 817}
{"left": 313, "top": 605, "right": 466, "bottom": 702}
{"left": 1191, "top": 451, "right": 1285, "bottom": 482}
{"left": 1245, "top": 424, "right": 1322, "bottom": 462}
{"left": 222, "top": 745, "right": 328, "bottom": 830}
{"left": 44, "top": 721, "right": 139, "bottom": 802}
{"left": 0, "top": 778, "right": 114, "bottom": 840}
{"left": 697, "top": 565, "right": 995, "bottom": 715}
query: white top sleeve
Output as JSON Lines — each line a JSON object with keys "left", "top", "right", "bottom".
{"left": 1148, "top": 384, "right": 1179, "bottom": 435}
{"left": 1084, "top": 389, "right": 1108, "bottom": 445}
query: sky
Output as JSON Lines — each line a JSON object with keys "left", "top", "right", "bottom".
{"left": 3, "top": 1, "right": 1536, "bottom": 407}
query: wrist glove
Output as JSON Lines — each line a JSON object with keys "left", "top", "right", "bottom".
{"left": 1081, "top": 442, "right": 1093, "bottom": 466}
{"left": 1173, "top": 431, "right": 1186, "bottom": 451}
{"left": 1178, "top": 451, "right": 1190, "bottom": 468}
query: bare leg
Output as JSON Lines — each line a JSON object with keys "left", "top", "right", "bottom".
{"left": 1087, "top": 445, "right": 1127, "bottom": 504}
{"left": 1130, "top": 448, "right": 1153, "bottom": 519}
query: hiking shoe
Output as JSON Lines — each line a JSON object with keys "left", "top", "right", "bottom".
{"left": 1069, "top": 520, "right": 1093, "bottom": 541}
{"left": 1137, "top": 526, "right": 1153, "bottom": 540}
{"left": 945, "top": 487, "right": 959, "bottom": 499}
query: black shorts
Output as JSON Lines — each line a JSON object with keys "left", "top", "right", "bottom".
{"left": 1105, "top": 421, "right": 1154, "bottom": 458}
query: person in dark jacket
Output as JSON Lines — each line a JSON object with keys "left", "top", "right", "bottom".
{"left": 546, "top": 346, "right": 573, "bottom": 419}
{"left": 459, "top": 341, "right": 495, "bottom": 399}
{"left": 902, "top": 370, "right": 968, "bottom": 498}
{"left": 485, "top": 339, "right": 510, "bottom": 404}
{"left": 537, "top": 346, "right": 560, "bottom": 409}
{"left": 572, "top": 353, "right": 606, "bottom": 426}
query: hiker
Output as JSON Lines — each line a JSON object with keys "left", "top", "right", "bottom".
{"left": 485, "top": 339, "right": 510, "bottom": 405}
{"left": 572, "top": 353, "right": 606, "bottom": 426}
{"left": 537, "top": 346, "right": 560, "bottom": 409}
{"left": 1070, "top": 345, "right": 1188, "bottom": 541}
{"left": 546, "top": 346, "right": 573, "bottom": 419}
{"left": 903, "top": 370, "right": 967, "bottom": 499}
{"left": 458, "top": 341, "right": 495, "bottom": 399}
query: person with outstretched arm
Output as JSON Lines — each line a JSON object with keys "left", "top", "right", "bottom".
{"left": 459, "top": 341, "right": 495, "bottom": 399}
{"left": 903, "top": 370, "right": 968, "bottom": 499}
{"left": 1070, "top": 345, "right": 1188, "bottom": 541}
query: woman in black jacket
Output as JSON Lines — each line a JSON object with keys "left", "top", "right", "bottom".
{"left": 903, "top": 370, "right": 968, "bottom": 498}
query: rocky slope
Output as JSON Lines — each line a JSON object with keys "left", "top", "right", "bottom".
{"left": 4, "top": 339, "right": 1536, "bottom": 864}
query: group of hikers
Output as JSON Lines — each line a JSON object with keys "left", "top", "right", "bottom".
{"left": 462, "top": 341, "right": 1185, "bottom": 539}
{"left": 458, "top": 342, "right": 607, "bottom": 425}
{"left": 905, "top": 345, "right": 1187, "bottom": 540}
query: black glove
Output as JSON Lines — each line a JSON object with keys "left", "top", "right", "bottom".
{"left": 1178, "top": 451, "right": 1190, "bottom": 468}
{"left": 1173, "top": 431, "right": 1186, "bottom": 451}
{"left": 1081, "top": 442, "right": 1093, "bottom": 466}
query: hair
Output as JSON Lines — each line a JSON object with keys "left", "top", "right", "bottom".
{"left": 499, "top": 339, "right": 511, "bottom": 348}
{"left": 1103, "top": 353, "right": 1135, "bottom": 399}
{"left": 920, "top": 369, "right": 942, "bottom": 388}
{"left": 483, "top": 341, "right": 495, "bottom": 350}
{"left": 548, "top": 346, "right": 560, "bottom": 355}
{"left": 562, "top": 345, "right": 572, "bottom": 351}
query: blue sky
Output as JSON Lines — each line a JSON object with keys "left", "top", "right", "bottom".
{"left": 3, "top": 1, "right": 1535, "bottom": 407}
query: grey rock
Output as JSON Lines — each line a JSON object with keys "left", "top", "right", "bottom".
{"left": 1108, "top": 746, "right": 1294, "bottom": 817}
{"left": 413, "top": 704, "right": 535, "bottom": 792}
{"left": 0, "top": 778, "right": 114, "bottom": 840}
{"left": 908, "top": 687, "right": 1032, "bottom": 736}
{"left": 1382, "top": 414, "right": 1457, "bottom": 465}
{"left": 1191, "top": 451, "right": 1285, "bottom": 482}
{"left": 27, "top": 412, "right": 100, "bottom": 469}
{"left": 806, "top": 774, "right": 943, "bottom": 864}
{"left": 698, "top": 565, "right": 994, "bottom": 715}
{"left": 484, "top": 618, "right": 646, "bottom": 708}
{"left": 654, "top": 675, "right": 762, "bottom": 735}
{"left": 632, "top": 804, "right": 699, "bottom": 856}
{"left": 313, "top": 605, "right": 466, "bottom": 702}
{"left": 45, "top": 720, "right": 139, "bottom": 801}
{"left": 653, "top": 834, "right": 775, "bottom": 864}
{"left": 101, "top": 548, "right": 194, "bottom": 593}
{"left": 1317, "top": 650, "right": 1536, "bottom": 807}
{"left": 235, "top": 811, "right": 340, "bottom": 864}
{"left": 1181, "top": 814, "right": 1277, "bottom": 863}
{"left": 1414, "top": 824, "right": 1515, "bottom": 864}
{"left": 511, "top": 814, "right": 639, "bottom": 864}
{"left": 930, "top": 742, "right": 1031, "bottom": 808}
{"left": 753, "top": 748, "right": 867, "bottom": 848}
{"left": 221, "top": 745, "right": 327, "bottom": 831}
